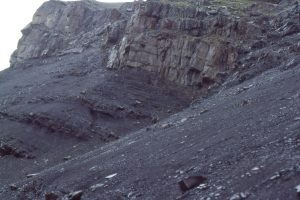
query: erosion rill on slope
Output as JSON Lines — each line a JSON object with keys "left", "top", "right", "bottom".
{"left": 0, "top": 0, "right": 299, "bottom": 199}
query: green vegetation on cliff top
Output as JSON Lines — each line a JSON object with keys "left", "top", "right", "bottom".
{"left": 160, "top": 0, "right": 251, "bottom": 15}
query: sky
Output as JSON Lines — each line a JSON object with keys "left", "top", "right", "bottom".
{"left": 0, "top": 0, "right": 133, "bottom": 72}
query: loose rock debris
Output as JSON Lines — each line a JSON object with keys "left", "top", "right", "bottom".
{"left": 26, "top": 173, "right": 40, "bottom": 178}
{"left": 105, "top": 173, "right": 118, "bottom": 179}
{"left": 229, "top": 192, "right": 249, "bottom": 200}
{"left": 90, "top": 183, "right": 105, "bottom": 191}
{"left": 66, "top": 190, "right": 83, "bottom": 200}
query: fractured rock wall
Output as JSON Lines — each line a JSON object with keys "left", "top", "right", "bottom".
{"left": 10, "top": 0, "right": 127, "bottom": 67}
{"left": 10, "top": 0, "right": 300, "bottom": 89}
{"left": 108, "top": 1, "right": 242, "bottom": 87}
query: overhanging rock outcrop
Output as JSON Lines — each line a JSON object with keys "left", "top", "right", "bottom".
{"left": 10, "top": 0, "right": 128, "bottom": 67}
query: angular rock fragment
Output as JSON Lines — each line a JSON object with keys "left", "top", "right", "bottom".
{"left": 269, "top": 172, "right": 281, "bottom": 180}
{"left": 90, "top": 183, "right": 104, "bottom": 192}
{"left": 178, "top": 176, "right": 207, "bottom": 193}
{"left": 127, "top": 191, "right": 142, "bottom": 198}
{"left": 180, "top": 118, "right": 188, "bottom": 123}
{"left": 63, "top": 156, "right": 72, "bottom": 161}
{"left": 67, "top": 190, "right": 83, "bottom": 200}
{"left": 45, "top": 192, "right": 59, "bottom": 200}
{"left": 9, "top": 184, "right": 18, "bottom": 191}
{"left": 200, "top": 109, "right": 209, "bottom": 114}
{"left": 229, "top": 192, "right": 249, "bottom": 200}
{"left": 296, "top": 184, "right": 300, "bottom": 196}
{"left": 105, "top": 173, "right": 118, "bottom": 179}
{"left": 26, "top": 173, "right": 40, "bottom": 178}
{"left": 230, "top": 193, "right": 242, "bottom": 200}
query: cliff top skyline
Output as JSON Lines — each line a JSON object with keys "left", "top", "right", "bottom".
{"left": 0, "top": 0, "right": 133, "bottom": 71}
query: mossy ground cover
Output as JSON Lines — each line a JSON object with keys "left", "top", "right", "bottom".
{"left": 159, "top": 0, "right": 252, "bottom": 16}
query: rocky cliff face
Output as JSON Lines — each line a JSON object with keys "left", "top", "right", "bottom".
{"left": 107, "top": 0, "right": 299, "bottom": 88}
{"left": 10, "top": 0, "right": 128, "bottom": 66}
{"left": 11, "top": 0, "right": 299, "bottom": 91}
{"left": 1, "top": 0, "right": 300, "bottom": 199}
{"left": 108, "top": 1, "right": 239, "bottom": 87}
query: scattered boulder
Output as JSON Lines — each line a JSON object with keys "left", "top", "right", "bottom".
{"left": 63, "top": 156, "right": 72, "bottom": 161}
{"left": 178, "top": 176, "right": 207, "bottom": 193}
{"left": 161, "top": 123, "right": 173, "bottom": 129}
{"left": 269, "top": 172, "right": 281, "bottom": 180}
{"left": 45, "top": 192, "right": 59, "bottom": 200}
{"left": 9, "top": 184, "right": 18, "bottom": 191}
{"left": 0, "top": 143, "right": 33, "bottom": 159}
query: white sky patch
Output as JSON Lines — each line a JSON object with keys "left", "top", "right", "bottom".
{"left": 0, "top": 0, "right": 133, "bottom": 71}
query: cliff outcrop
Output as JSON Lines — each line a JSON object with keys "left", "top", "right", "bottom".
{"left": 11, "top": 0, "right": 300, "bottom": 91}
